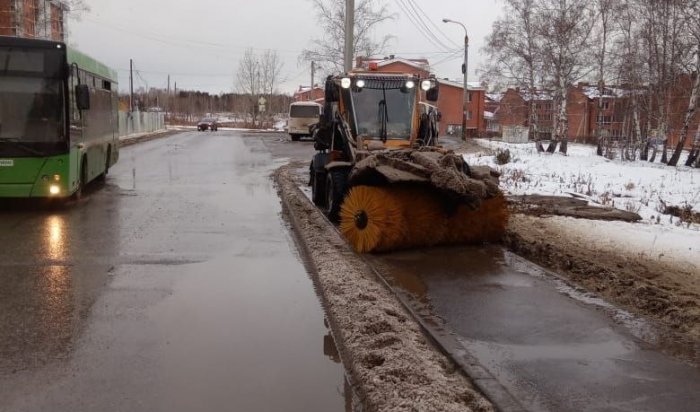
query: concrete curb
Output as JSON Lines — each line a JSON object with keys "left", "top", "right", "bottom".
{"left": 273, "top": 163, "right": 519, "bottom": 412}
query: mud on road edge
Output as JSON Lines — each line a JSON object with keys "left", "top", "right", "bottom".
{"left": 119, "top": 129, "right": 181, "bottom": 147}
{"left": 273, "top": 162, "right": 495, "bottom": 412}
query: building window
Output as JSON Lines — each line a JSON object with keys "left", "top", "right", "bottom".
{"left": 601, "top": 101, "right": 610, "bottom": 110}
{"left": 597, "top": 115, "right": 613, "bottom": 124}
{"left": 466, "top": 111, "right": 472, "bottom": 121}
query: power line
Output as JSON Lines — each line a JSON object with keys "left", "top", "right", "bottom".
{"left": 391, "top": 0, "right": 454, "bottom": 52}
{"left": 401, "top": 0, "right": 454, "bottom": 50}
{"left": 404, "top": 0, "right": 460, "bottom": 48}
{"left": 431, "top": 49, "right": 462, "bottom": 67}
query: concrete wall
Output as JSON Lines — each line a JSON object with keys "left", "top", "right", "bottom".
{"left": 119, "top": 111, "right": 166, "bottom": 137}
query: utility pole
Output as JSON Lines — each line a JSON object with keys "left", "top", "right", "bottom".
{"left": 310, "top": 61, "right": 315, "bottom": 101}
{"left": 344, "top": 0, "right": 354, "bottom": 73}
{"left": 129, "top": 59, "right": 134, "bottom": 112}
{"left": 167, "top": 74, "right": 170, "bottom": 118}
{"left": 443, "top": 18, "right": 469, "bottom": 141}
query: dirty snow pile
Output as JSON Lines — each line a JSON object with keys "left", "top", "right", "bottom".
{"left": 463, "top": 140, "right": 699, "bottom": 268}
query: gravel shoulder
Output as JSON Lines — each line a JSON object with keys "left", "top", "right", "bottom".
{"left": 274, "top": 163, "right": 493, "bottom": 412}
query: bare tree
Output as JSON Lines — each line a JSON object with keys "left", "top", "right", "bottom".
{"left": 592, "top": 0, "right": 617, "bottom": 157}
{"left": 236, "top": 48, "right": 261, "bottom": 126}
{"left": 668, "top": 0, "right": 700, "bottom": 166}
{"left": 636, "top": 0, "right": 690, "bottom": 163}
{"left": 536, "top": 0, "right": 596, "bottom": 155}
{"left": 483, "top": 0, "right": 546, "bottom": 151}
{"left": 610, "top": 0, "right": 647, "bottom": 160}
{"left": 300, "top": 0, "right": 394, "bottom": 74}
{"left": 259, "top": 50, "right": 285, "bottom": 115}
{"left": 63, "top": 0, "right": 90, "bottom": 19}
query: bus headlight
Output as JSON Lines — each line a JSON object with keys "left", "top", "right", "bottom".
{"left": 341, "top": 77, "right": 352, "bottom": 89}
{"left": 49, "top": 185, "right": 61, "bottom": 195}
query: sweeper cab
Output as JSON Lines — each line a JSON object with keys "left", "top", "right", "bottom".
{"left": 309, "top": 71, "right": 508, "bottom": 253}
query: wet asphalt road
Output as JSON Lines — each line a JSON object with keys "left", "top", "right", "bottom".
{"left": 0, "top": 131, "right": 345, "bottom": 411}
{"left": 375, "top": 246, "right": 700, "bottom": 412}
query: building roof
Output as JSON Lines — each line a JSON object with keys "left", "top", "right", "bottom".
{"left": 357, "top": 56, "right": 430, "bottom": 72}
{"left": 437, "top": 78, "right": 484, "bottom": 91}
{"left": 486, "top": 93, "right": 503, "bottom": 102}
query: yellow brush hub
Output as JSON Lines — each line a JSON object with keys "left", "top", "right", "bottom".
{"left": 340, "top": 186, "right": 509, "bottom": 253}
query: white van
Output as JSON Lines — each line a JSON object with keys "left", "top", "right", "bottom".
{"left": 288, "top": 101, "right": 322, "bottom": 141}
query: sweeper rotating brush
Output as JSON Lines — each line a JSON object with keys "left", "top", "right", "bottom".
{"left": 339, "top": 184, "right": 508, "bottom": 253}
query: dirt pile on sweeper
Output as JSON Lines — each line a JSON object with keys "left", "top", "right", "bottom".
{"left": 309, "top": 71, "right": 508, "bottom": 253}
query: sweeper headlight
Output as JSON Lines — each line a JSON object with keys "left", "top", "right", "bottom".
{"left": 355, "top": 79, "right": 366, "bottom": 88}
{"left": 405, "top": 80, "right": 415, "bottom": 89}
{"left": 421, "top": 80, "right": 433, "bottom": 91}
{"left": 341, "top": 77, "right": 352, "bottom": 89}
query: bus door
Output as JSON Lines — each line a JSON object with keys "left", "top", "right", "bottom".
{"left": 68, "top": 65, "right": 85, "bottom": 187}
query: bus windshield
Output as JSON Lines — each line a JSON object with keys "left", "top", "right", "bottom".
{"left": 0, "top": 46, "right": 65, "bottom": 150}
{"left": 351, "top": 87, "right": 414, "bottom": 140}
{"left": 0, "top": 77, "right": 64, "bottom": 143}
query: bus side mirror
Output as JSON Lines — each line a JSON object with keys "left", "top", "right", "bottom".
{"left": 426, "top": 84, "right": 439, "bottom": 102}
{"left": 75, "top": 84, "right": 90, "bottom": 110}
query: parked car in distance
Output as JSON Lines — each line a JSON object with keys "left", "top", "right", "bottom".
{"left": 197, "top": 118, "right": 219, "bottom": 131}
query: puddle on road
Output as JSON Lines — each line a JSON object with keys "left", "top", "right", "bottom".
{"left": 1, "top": 133, "right": 354, "bottom": 411}
{"left": 374, "top": 245, "right": 700, "bottom": 412}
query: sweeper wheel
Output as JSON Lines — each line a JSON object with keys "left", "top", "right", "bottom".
{"left": 325, "top": 169, "right": 349, "bottom": 223}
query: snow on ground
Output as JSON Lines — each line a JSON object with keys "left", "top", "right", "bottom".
{"left": 463, "top": 139, "right": 700, "bottom": 269}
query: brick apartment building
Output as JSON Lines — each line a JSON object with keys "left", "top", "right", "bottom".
{"left": 0, "top": 0, "right": 66, "bottom": 41}
{"left": 496, "top": 78, "right": 699, "bottom": 149}
{"left": 435, "top": 78, "right": 485, "bottom": 137}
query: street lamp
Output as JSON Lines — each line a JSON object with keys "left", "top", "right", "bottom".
{"left": 442, "top": 18, "right": 469, "bottom": 141}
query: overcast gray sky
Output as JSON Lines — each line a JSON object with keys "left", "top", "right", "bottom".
{"left": 69, "top": 0, "right": 503, "bottom": 95}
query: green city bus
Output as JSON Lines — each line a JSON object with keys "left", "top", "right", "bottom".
{"left": 0, "top": 35, "right": 119, "bottom": 199}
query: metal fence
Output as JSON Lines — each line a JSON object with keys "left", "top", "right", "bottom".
{"left": 118, "top": 111, "right": 166, "bottom": 137}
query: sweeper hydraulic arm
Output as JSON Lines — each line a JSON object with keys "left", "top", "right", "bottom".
{"left": 309, "top": 71, "right": 508, "bottom": 253}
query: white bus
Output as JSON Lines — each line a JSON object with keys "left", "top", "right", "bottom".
{"left": 288, "top": 101, "right": 322, "bottom": 141}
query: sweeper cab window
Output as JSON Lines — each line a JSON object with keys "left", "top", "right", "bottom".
{"left": 349, "top": 78, "right": 415, "bottom": 141}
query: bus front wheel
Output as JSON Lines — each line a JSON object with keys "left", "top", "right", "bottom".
{"left": 97, "top": 147, "right": 111, "bottom": 182}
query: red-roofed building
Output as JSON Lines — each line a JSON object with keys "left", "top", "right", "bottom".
{"left": 293, "top": 85, "right": 324, "bottom": 103}
{"left": 435, "top": 78, "right": 486, "bottom": 137}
